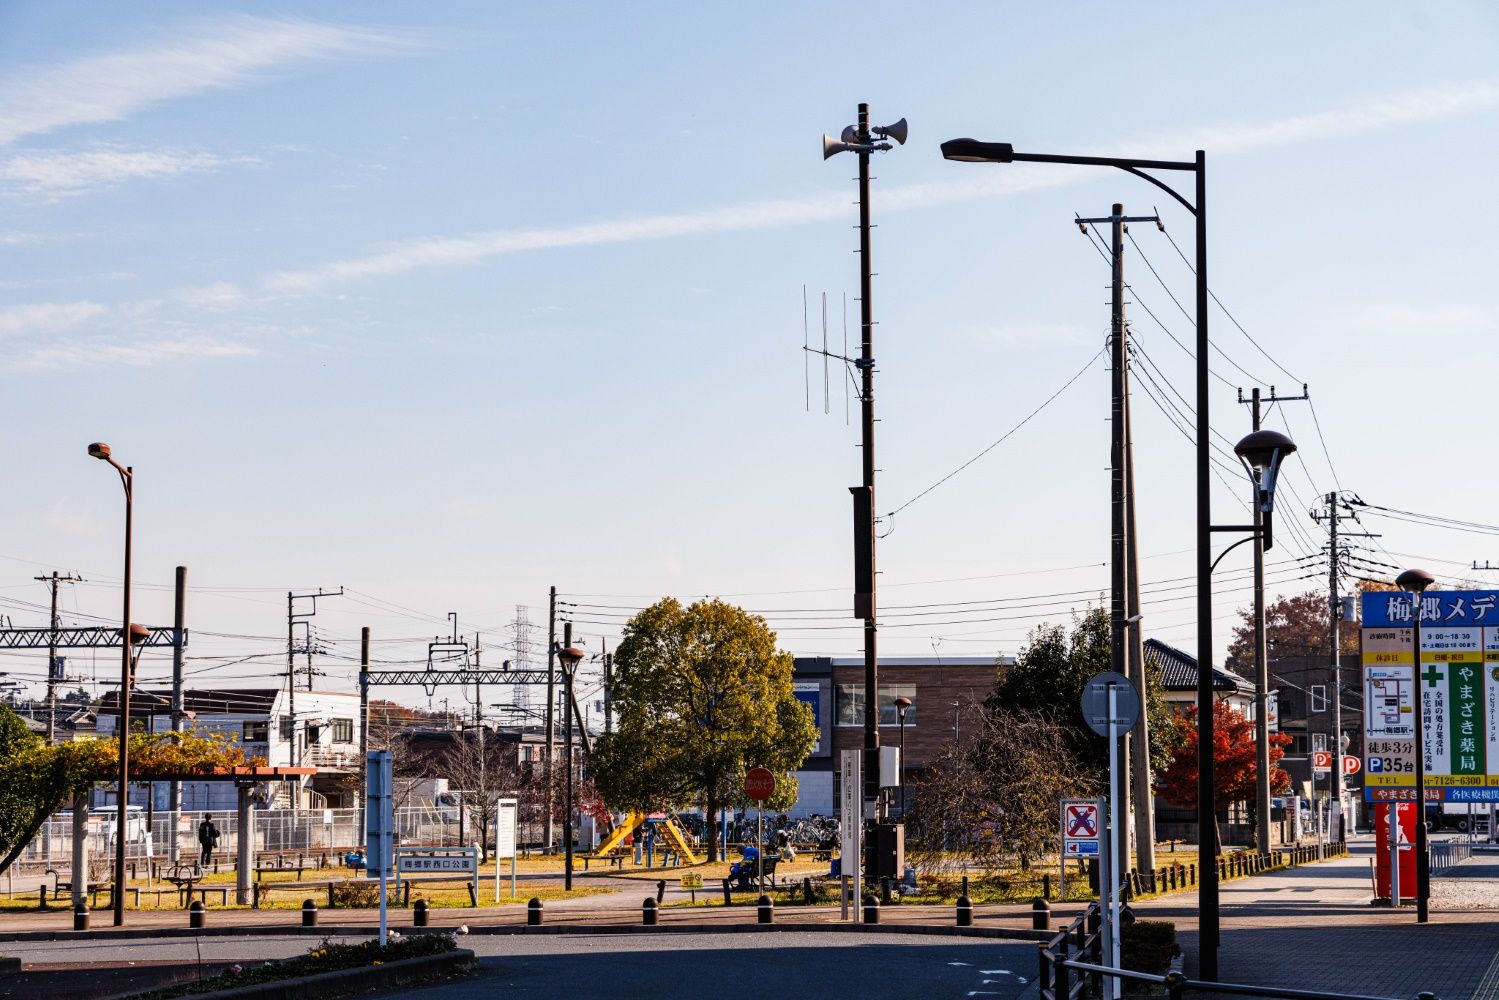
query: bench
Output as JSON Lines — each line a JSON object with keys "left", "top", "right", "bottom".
{"left": 580, "top": 852, "right": 626, "bottom": 871}
{"left": 728, "top": 855, "right": 780, "bottom": 891}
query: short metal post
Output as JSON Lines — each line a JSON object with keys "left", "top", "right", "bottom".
{"left": 862, "top": 895, "right": 880, "bottom": 924}
{"left": 656, "top": 879, "right": 666, "bottom": 904}
{"left": 302, "top": 899, "right": 318, "bottom": 927}
{"left": 642, "top": 898, "right": 658, "bottom": 926}
{"left": 527, "top": 897, "right": 542, "bottom": 926}
{"left": 412, "top": 899, "right": 428, "bottom": 927}
{"left": 956, "top": 894, "right": 973, "bottom": 926}
{"left": 722, "top": 878, "right": 733, "bottom": 905}
{"left": 757, "top": 894, "right": 773, "bottom": 924}
{"left": 1031, "top": 897, "right": 1050, "bottom": 930}
{"left": 74, "top": 902, "right": 90, "bottom": 931}
{"left": 188, "top": 900, "right": 205, "bottom": 929}
{"left": 1164, "top": 971, "right": 1187, "bottom": 1000}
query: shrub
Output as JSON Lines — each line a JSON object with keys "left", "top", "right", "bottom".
{"left": 329, "top": 882, "right": 381, "bottom": 908}
{"left": 1121, "top": 919, "right": 1178, "bottom": 974}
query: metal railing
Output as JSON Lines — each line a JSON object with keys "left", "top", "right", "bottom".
{"left": 1062, "top": 959, "right": 1437, "bottom": 1000}
{"left": 1037, "top": 901, "right": 1104, "bottom": 1000}
{"left": 1429, "top": 840, "right": 1472, "bottom": 873}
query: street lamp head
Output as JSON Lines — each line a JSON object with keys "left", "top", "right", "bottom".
{"left": 1396, "top": 568, "right": 1436, "bottom": 595}
{"left": 1233, "top": 429, "right": 1297, "bottom": 472}
{"left": 940, "top": 138, "right": 1015, "bottom": 163}
{"left": 556, "top": 645, "right": 585, "bottom": 667}
{"left": 122, "top": 623, "right": 150, "bottom": 644}
{"left": 88, "top": 442, "right": 112, "bottom": 460}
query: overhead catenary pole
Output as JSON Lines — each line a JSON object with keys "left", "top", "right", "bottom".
{"left": 37, "top": 570, "right": 82, "bottom": 743}
{"left": 168, "top": 565, "right": 187, "bottom": 856}
{"left": 545, "top": 585, "right": 557, "bottom": 854}
{"left": 286, "top": 591, "right": 296, "bottom": 771}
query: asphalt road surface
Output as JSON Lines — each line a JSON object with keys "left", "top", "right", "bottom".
{"left": 408, "top": 932, "right": 1038, "bottom": 1000}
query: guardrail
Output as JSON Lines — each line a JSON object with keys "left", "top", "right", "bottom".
{"left": 1430, "top": 841, "right": 1473, "bottom": 873}
{"left": 1062, "top": 958, "right": 1437, "bottom": 1000}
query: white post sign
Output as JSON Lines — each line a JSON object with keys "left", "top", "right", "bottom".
{"left": 365, "top": 750, "right": 393, "bottom": 947}
{"left": 495, "top": 797, "right": 519, "bottom": 902}
{"left": 839, "top": 749, "right": 863, "bottom": 922}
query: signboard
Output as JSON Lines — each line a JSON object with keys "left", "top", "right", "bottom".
{"left": 1343, "top": 755, "right": 1362, "bottom": 776}
{"left": 364, "top": 750, "right": 393, "bottom": 878}
{"left": 744, "top": 767, "right": 776, "bottom": 802}
{"left": 681, "top": 873, "right": 703, "bottom": 890}
{"left": 1080, "top": 671, "right": 1140, "bottom": 737}
{"left": 398, "top": 853, "right": 475, "bottom": 874}
{"left": 839, "top": 748, "right": 863, "bottom": 921}
{"left": 1267, "top": 691, "right": 1279, "bottom": 732}
{"left": 1313, "top": 750, "right": 1333, "bottom": 773}
{"left": 1061, "top": 799, "right": 1101, "bottom": 857}
{"left": 495, "top": 797, "right": 519, "bottom": 902}
{"left": 1361, "top": 591, "right": 1499, "bottom": 802}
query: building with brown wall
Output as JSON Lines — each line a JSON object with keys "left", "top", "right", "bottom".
{"left": 788, "top": 654, "right": 1011, "bottom": 817}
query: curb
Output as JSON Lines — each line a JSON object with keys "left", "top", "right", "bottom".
{"left": 113, "top": 948, "right": 476, "bottom": 1000}
{"left": 0, "top": 955, "right": 20, "bottom": 974}
{"left": 0, "top": 922, "right": 1053, "bottom": 945}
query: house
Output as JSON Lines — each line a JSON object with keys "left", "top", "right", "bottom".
{"left": 787, "top": 654, "right": 1011, "bottom": 817}
{"left": 94, "top": 687, "right": 363, "bottom": 810}
{"left": 1144, "top": 638, "right": 1255, "bottom": 714}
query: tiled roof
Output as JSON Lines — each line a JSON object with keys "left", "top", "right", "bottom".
{"left": 96, "top": 688, "right": 279, "bottom": 716}
{"left": 1144, "top": 639, "right": 1252, "bottom": 694}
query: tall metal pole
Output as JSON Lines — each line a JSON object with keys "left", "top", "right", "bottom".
{"left": 1251, "top": 392, "right": 1273, "bottom": 856}
{"left": 359, "top": 626, "right": 370, "bottom": 768}
{"left": 545, "top": 586, "right": 557, "bottom": 854}
{"left": 854, "top": 102, "right": 881, "bottom": 884}
{"left": 113, "top": 466, "right": 134, "bottom": 928}
{"left": 1192, "top": 149, "right": 1219, "bottom": 980}
{"left": 1413, "top": 600, "right": 1429, "bottom": 922}
{"left": 1124, "top": 351, "right": 1155, "bottom": 876}
{"left": 603, "top": 644, "right": 613, "bottom": 736}
{"left": 286, "top": 592, "right": 296, "bottom": 771}
{"left": 168, "top": 566, "right": 186, "bottom": 838}
{"left": 45, "top": 572, "right": 59, "bottom": 743}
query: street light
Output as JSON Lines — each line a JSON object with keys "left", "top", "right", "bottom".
{"left": 88, "top": 441, "right": 137, "bottom": 927}
{"left": 893, "top": 697, "right": 912, "bottom": 816}
{"left": 939, "top": 135, "right": 1226, "bottom": 974}
{"left": 1396, "top": 566, "right": 1436, "bottom": 923}
{"left": 555, "top": 641, "right": 585, "bottom": 892}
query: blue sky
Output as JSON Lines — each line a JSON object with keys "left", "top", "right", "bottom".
{"left": 2, "top": 3, "right": 1497, "bottom": 707}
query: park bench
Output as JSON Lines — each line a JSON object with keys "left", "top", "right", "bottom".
{"left": 728, "top": 854, "right": 780, "bottom": 891}
{"left": 580, "top": 850, "right": 627, "bottom": 871}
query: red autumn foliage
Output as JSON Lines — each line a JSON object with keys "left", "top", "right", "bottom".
{"left": 1154, "top": 701, "right": 1291, "bottom": 811}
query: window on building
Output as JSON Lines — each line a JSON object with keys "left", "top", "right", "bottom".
{"left": 1310, "top": 685, "right": 1327, "bottom": 713}
{"left": 1286, "top": 733, "right": 1308, "bottom": 758}
{"left": 279, "top": 717, "right": 295, "bottom": 741}
{"left": 242, "top": 721, "right": 269, "bottom": 742}
{"left": 307, "top": 723, "right": 324, "bottom": 745}
{"left": 835, "top": 684, "right": 917, "bottom": 726}
{"left": 331, "top": 718, "right": 353, "bottom": 744}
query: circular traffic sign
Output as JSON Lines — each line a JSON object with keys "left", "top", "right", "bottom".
{"left": 744, "top": 766, "right": 776, "bottom": 801}
{"left": 1342, "top": 755, "right": 1362, "bottom": 776}
{"left": 1080, "top": 670, "right": 1141, "bottom": 737}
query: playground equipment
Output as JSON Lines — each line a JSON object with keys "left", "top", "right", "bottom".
{"left": 586, "top": 812, "right": 702, "bottom": 866}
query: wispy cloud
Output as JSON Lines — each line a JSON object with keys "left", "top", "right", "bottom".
{"left": 0, "top": 147, "right": 258, "bottom": 195}
{"left": 265, "top": 79, "right": 1499, "bottom": 294}
{"left": 0, "top": 16, "right": 419, "bottom": 146}
{"left": 0, "top": 300, "right": 106, "bottom": 336}
{"left": 4, "top": 335, "right": 258, "bottom": 372}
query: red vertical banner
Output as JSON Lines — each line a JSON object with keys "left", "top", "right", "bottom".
{"left": 1374, "top": 801, "right": 1418, "bottom": 901}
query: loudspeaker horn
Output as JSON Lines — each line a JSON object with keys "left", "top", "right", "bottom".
{"left": 875, "top": 118, "right": 907, "bottom": 145}
{"left": 823, "top": 134, "right": 852, "bottom": 159}
{"left": 840, "top": 125, "right": 859, "bottom": 143}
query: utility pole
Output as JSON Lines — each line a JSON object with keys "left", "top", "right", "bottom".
{"left": 823, "top": 102, "right": 904, "bottom": 886}
{"left": 1080, "top": 203, "right": 1158, "bottom": 883}
{"left": 545, "top": 585, "right": 557, "bottom": 854}
{"left": 602, "top": 641, "right": 613, "bottom": 736}
{"left": 285, "top": 587, "right": 342, "bottom": 801}
{"left": 35, "top": 571, "right": 82, "bottom": 742}
{"left": 1311, "top": 492, "right": 1376, "bottom": 843}
{"left": 168, "top": 566, "right": 187, "bottom": 830}
{"left": 1123, "top": 350, "right": 1154, "bottom": 876}
{"left": 1239, "top": 386, "right": 1308, "bottom": 853}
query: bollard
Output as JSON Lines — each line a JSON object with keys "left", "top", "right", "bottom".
{"left": 862, "top": 895, "right": 880, "bottom": 924}
{"left": 756, "top": 894, "right": 774, "bottom": 924}
{"left": 961, "top": 874, "right": 969, "bottom": 897}
{"left": 642, "top": 898, "right": 658, "bottom": 926}
{"left": 73, "top": 902, "right": 89, "bottom": 931}
{"left": 656, "top": 879, "right": 666, "bottom": 904}
{"left": 722, "top": 878, "right": 733, "bottom": 905}
{"left": 881, "top": 877, "right": 892, "bottom": 904}
{"left": 302, "top": 899, "right": 318, "bottom": 927}
{"left": 189, "top": 900, "right": 206, "bottom": 929}
{"left": 1031, "top": 897, "right": 1050, "bottom": 931}
{"left": 527, "top": 897, "right": 543, "bottom": 926}
{"left": 1042, "top": 873, "right": 1052, "bottom": 900}
{"left": 39, "top": 885, "right": 49, "bottom": 911}
{"left": 956, "top": 894, "right": 973, "bottom": 927}
{"left": 412, "top": 899, "right": 428, "bottom": 927}
{"left": 803, "top": 876, "right": 815, "bottom": 904}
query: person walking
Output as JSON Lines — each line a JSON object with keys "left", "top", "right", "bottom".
{"left": 197, "top": 814, "right": 219, "bottom": 866}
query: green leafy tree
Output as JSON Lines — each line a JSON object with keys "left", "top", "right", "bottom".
{"left": 590, "top": 598, "right": 818, "bottom": 861}
{"left": 1223, "top": 590, "right": 1358, "bottom": 677}
{"left": 989, "top": 607, "right": 1176, "bottom": 779}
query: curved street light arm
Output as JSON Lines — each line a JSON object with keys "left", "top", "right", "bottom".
{"left": 1118, "top": 166, "right": 1197, "bottom": 217}
{"left": 1209, "top": 533, "right": 1262, "bottom": 575}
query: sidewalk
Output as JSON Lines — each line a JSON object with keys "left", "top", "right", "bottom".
{"left": 1130, "top": 839, "right": 1499, "bottom": 999}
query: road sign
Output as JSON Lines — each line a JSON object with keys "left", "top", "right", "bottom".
{"left": 681, "top": 873, "right": 703, "bottom": 890}
{"left": 1064, "top": 802, "right": 1100, "bottom": 839}
{"left": 1064, "top": 839, "right": 1101, "bottom": 856}
{"left": 1313, "top": 750, "right": 1333, "bottom": 772}
{"left": 744, "top": 767, "right": 776, "bottom": 801}
{"left": 1080, "top": 671, "right": 1140, "bottom": 736}
{"left": 1342, "top": 755, "right": 1361, "bottom": 776}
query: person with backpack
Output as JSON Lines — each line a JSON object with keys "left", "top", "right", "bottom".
{"left": 197, "top": 814, "right": 220, "bottom": 866}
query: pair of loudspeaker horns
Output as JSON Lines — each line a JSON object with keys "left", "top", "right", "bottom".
{"left": 822, "top": 118, "right": 907, "bottom": 159}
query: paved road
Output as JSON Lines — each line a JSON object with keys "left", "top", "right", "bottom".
{"left": 418, "top": 933, "right": 1039, "bottom": 1000}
